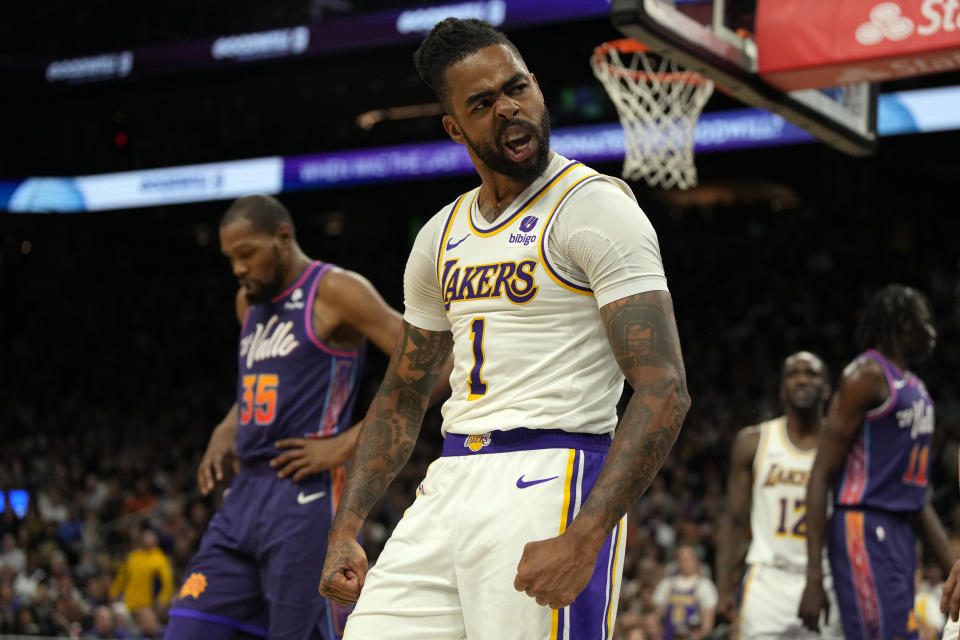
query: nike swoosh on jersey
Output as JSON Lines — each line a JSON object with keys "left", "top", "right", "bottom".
{"left": 297, "top": 490, "right": 327, "bottom": 504}
{"left": 516, "top": 475, "right": 559, "bottom": 489}
{"left": 446, "top": 234, "right": 469, "bottom": 251}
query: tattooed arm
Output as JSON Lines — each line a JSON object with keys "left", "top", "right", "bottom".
{"left": 514, "top": 290, "right": 690, "bottom": 608}
{"left": 318, "top": 320, "right": 452, "bottom": 604}
{"left": 576, "top": 290, "right": 690, "bottom": 536}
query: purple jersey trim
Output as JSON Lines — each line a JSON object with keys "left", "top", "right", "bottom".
{"left": 468, "top": 161, "right": 582, "bottom": 236}
{"left": 865, "top": 349, "right": 904, "bottom": 377}
{"left": 239, "top": 305, "right": 251, "bottom": 338}
{"left": 539, "top": 173, "right": 603, "bottom": 294}
{"left": 838, "top": 426, "right": 870, "bottom": 505}
{"left": 604, "top": 520, "right": 624, "bottom": 637}
{"left": 555, "top": 448, "right": 583, "bottom": 640}
{"left": 565, "top": 449, "right": 582, "bottom": 534}
{"left": 316, "top": 358, "right": 359, "bottom": 437}
{"left": 303, "top": 263, "right": 361, "bottom": 358}
{"left": 168, "top": 608, "right": 269, "bottom": 638}
{"left": 271, "top": 261, "right": 322, "bottom": 304}
{"left": 442, "top": 428, "right": 610, "bottom": 456}
{"left": 862, "top": 350, "right": 899, "bottom": 419}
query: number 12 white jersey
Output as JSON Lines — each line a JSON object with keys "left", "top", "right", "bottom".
{"left": 402, "top": 153, "right": 668, "bottom": 437}
{"left": 746, "top": 417, "right": 816, "bottom": 569}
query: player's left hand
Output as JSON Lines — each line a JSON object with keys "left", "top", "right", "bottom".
{"left": 513, "top": 533, "right": 596, "bottom": 609}
{"left": 270, "top": 433, "right": 353, "bottom": 481}
{"left": 941, "top": 558, "right": 960, "bottom": 623}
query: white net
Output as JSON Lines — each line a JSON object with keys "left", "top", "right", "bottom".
{"left": 591, "top": 40, "right": 715, "bottom": 190}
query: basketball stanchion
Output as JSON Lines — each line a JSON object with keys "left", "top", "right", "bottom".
{"left": 591, "top": 38, "right": 714, "bottom": 190}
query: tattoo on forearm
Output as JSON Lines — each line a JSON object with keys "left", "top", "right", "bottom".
{"left": 579, "top": 292, "right": 690, "bottom": 534}
{"left": 338, "top": 323, "right": 453, "bottom": 523}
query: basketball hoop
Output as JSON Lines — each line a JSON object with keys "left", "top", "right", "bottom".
{"left": 591, "top": 39, "right": 715, "bottom": 190}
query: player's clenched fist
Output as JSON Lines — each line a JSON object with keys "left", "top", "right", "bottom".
{"left": 319, "top": 536, "right": 368, "bottom": 605}
{"left": 513, "top": 533, "right": 597, "bottom": 609}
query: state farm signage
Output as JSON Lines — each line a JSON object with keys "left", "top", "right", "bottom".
{"left": 756, "top": 0, "right": 960, "bottom": 90}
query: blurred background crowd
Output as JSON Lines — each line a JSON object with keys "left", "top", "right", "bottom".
{"left": 2, "top": 152, "right": 958, "bottom": 638}
{"left": 3, "top": 1, "right": 959, "bottom": 638}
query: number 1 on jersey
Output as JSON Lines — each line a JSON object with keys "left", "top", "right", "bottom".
{"left": 468, "top": 317, "right": 488, "bottom": 400}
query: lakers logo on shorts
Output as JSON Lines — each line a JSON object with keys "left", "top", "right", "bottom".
{"left": 179, "top": 572, "right": 208, "bottom": 599}
{"left": 464, "top": 433, "right": 492, "bottom": 452}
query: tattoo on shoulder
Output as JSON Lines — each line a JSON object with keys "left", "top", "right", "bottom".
{"left": 601, "top": 291, "right": 685, "bottom": 384}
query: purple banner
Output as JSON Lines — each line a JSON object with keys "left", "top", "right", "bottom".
{"left": 282, "top": 109, "right": 816, "bottom": 190}
{"left": 16, "top": 0, "right": 612, "bottom": 85}
{"left": 284, "top": 139, "right": 474, "bottom": 190}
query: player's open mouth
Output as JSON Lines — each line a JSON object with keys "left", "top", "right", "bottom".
{"left": 502, "top": 129, "right": 535, "bottom": 162}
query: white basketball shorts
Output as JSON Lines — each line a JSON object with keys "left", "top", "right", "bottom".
{"left": 739, "top": 563, "right": 843, "bottom": 640}
{"left": 344, "top": 428, "right": 626, "bottom": 640}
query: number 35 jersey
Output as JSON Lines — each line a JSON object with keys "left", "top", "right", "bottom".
{"left": 403, "top": 153, "right": 668, "bottom": 437}
{"left": 235, "top": 261, "right": 364, "bottom": 464}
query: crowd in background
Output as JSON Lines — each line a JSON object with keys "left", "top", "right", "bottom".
{"left": 2, "top": 167, "right": 958, "bottom": 638}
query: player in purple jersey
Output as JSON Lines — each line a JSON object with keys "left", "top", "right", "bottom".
{"left": 799, "top": 284, "right": 955, "bottom": 640}
{"left": 164, "top": 195, "right": 448, "bottom": 640}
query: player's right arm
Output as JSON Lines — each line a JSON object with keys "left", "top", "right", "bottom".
{"left": 798, "top": 357, "right": 886, "bottom": 631}
{"left": 319, "top": 215, "right": 453, "bottom": 605}
{"left": 714, "top": 426, "right": 759, "bottom": 622}
{"left": 197, "top": 290, "right": 248, "bottom": 495}
{"left": 319, "top": 321, "right": 452, "bottom": 604}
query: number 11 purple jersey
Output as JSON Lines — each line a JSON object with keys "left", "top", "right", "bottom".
{"left": 835, "top": 349, "right": 934, "bottom": 513}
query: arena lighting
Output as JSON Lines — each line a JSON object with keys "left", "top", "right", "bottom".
{"left": 25, "top": 0, "right": 614, "bottom": 85}
{"left": 211, "top": 26, "right": 311, "bottom": 61}
{"left": 356, "top": 103, "right": 445, "bottom": 130}
{"left": 396, "top": 0, "right": 507, "bottom": 33}
{"left": 44, "top": 51, "right": 134, "bottom": 83}
{"left": 2, "top": 85, "right": 958, "bottom": 212}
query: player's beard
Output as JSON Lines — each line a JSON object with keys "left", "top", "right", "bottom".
{"left": 243, "top": 249, "right": 286, "bottom": 305}
{"left": 465, "top": 111, "right": 551, "bottom": 183}
{"left": 784, "top": 389, "right": 821, "bottom": 419}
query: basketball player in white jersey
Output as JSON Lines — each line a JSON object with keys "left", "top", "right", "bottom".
{"left": 318, "top": 17, "right": 691, "bottom": 640}
{"left": 715, "top": 352, "right": 842, "bottom": 639}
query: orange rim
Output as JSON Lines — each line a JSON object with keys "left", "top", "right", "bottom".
{"left": 592, "top": 39, "right": 712, "bottom": 86}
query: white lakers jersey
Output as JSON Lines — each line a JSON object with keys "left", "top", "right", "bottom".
{"left": 402, "top": 153, "right": 668, "bottom": 437}
{"left": 745, "top": 417, "right": 816, "bottom": 570}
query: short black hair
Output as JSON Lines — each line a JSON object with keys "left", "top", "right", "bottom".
{"left": 413, "top": 18, "right": 523, "bottom": 109}
{"left": 856, "top": 284, "right": 930, "bottom": 351}
{"left": 220, "top": 195, "right": 294, "bottom": 235}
